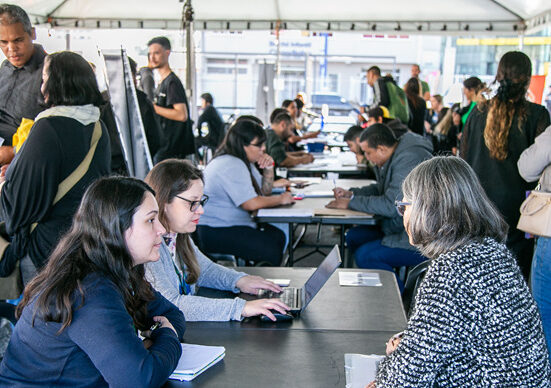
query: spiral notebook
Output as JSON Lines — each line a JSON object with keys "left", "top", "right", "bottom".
{"left": 169, "top": 343, "right": 226, "bottom": 381}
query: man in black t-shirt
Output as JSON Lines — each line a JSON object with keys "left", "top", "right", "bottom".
{"left": 148, "top": 36, "right": 194, "bottom": 162}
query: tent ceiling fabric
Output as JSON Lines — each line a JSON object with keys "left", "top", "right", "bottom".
{"left": 11, "top": 0, "right": 551, "bottom": 34}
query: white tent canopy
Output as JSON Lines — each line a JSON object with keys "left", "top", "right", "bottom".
{"left": 10, "top": 0, "right": 551, "bottom": 34}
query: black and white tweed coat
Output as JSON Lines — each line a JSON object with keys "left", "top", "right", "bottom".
{"left": 376, "top": 238, "right": 551, "bottom": 387}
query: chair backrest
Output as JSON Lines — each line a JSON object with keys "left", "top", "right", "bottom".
{"left": 401, "top": 260, "right": 430, "bottom": 318}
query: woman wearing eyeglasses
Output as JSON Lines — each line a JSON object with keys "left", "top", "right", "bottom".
{"left": 144, "top": 159, "right": 289, "bottom": 322}
{"left": 368, "top": 156, "right": 550, "bottom": 387}
{"left": 196, "top": 119, "right": 294, "bottom": 266}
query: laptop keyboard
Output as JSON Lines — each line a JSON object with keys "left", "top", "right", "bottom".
{"left": 261, "top": 288, "right": 300, "bottom": 309}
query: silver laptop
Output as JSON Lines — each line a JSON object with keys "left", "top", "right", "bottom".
{"left": 259, "top": 245, "right": 342, "bottom": 313}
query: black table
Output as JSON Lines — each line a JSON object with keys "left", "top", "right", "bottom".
{"left": 190, "top": 268, "right": 406, "bottom": 333}
{"left": 167, "top": 329, "right": 396, "bottom": 387}
{"left": 165, "top": 267, "right": 406, "bottom": 387}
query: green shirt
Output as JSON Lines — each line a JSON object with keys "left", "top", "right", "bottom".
{"left": 421, "top": 80, "right": 430, "bottom": 95}
{"left": 461, "top": 101, "right": 476, "bottom": 125}
{"left": 265, "top": 129, "right": 287, "bottom": 165}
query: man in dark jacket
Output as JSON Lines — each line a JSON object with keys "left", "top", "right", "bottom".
{"left": 328, "top": 124, "right": 432, "bottom": 289}
{"left": 196, "top": 92, "right": 224, "bottom": 150}
{"left": 0, "top": 4, "right": 46, "bottom": 165}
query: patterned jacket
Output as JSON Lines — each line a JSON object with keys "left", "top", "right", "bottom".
{"left": 376, "top": 238, "right": 551, "bottom": 387}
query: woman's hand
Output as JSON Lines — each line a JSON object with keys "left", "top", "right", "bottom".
{"left": 241, "top": 298, "right": 290, "bottom": 321}
{"left": 236, "top": 275, "right": 282, "bottom": 294}
{"left": 385, "top": 332, "right": 403, "bottom": 355}
{"left": 278, "top": 192, "right": 295, "bottom": 205}
{"left": 142, "top": 316, "right": 177, "bottom": 338}
{"left": 366, "top": 381, "right": 376, "bottom": 388}
{"left": 257, "top": 154, "right": 275, "bottom": 170}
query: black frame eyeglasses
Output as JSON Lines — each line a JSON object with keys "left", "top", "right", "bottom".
{"left": 395, "top": 200, "right": 411, "bottom": 216}
{"left": 175, "top": 194, "right": 209, "bottom": 212}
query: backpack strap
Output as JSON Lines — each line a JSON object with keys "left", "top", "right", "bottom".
{"left": 30, "top": 121, "right": 102, "bottom": 232}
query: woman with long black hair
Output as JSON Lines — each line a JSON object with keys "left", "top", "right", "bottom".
{"left": 404, "top": 77, "right": 427, "bottom": 136}
{"left": 461, "top": 51, "right": 551, "bottom": 277}
{"left": 196, "top": 119, "right": 293, "bottom": 265}
{"left": 0, "top": 177, "right": 185, "bottom": 387}
{"left": 0, "top": 51, "right": 111, "bottom": 284}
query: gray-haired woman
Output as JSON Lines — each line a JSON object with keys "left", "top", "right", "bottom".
{"left": 368, "top": 156, "right": 550, "bottom": 387}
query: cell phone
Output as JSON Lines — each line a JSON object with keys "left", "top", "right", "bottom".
{"left": 150, "top": 321, "right": 162, "bottom": 331}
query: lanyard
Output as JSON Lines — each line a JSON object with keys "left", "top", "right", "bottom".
{"left": 171, "top": 259, "right": 191, "bottom": 295}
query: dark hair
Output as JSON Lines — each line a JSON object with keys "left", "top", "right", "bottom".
{"left": 147, "top": 36, "right": 171, "bottom": 51}
{"left": 359, "top": 123, "right": 397, "bottom": 148}
{"left": 217, "top": 120, "right": 266, "bottom": 195}
{"left": 463, "top": 76, "right": 483, "bottom": 92}
{"left": 17, "top": 177, "right": 157, "bottom": 332}
{"left": 145, "top": 159, "right": 203, "bottom": 284}
{"left": 367, "top": 66, "right": 381, "bottom": 76}
{"left": 431, "top": 94, "right": 443, "bottom": 105}
{"left": 0, "top": 3, "right": 32, "bottom": 35}
{"left": 294, "top": 98, "right": 304, "bottom": 110}
{"left": 201, "top": 93, "right": 213, "bottom": 105}
{"left": 344, "top": 125, "right": 364, "bottom": 142}
{"left": 403, "top": 156, "right": 508, "bottom": 259}
{"left": 482, "top": 51, "right": 532, "bottom": 160}
{"left": 42, "top": 52, "right": 104, "bottom": 108}
{"left": 451, "top": 102, "right": 462, "bottom": 114}
{"left": 235, "top": 115, "right": 264, "bottom": 127}
{"left": 412, "top": 64, "right": 421, "bottom": 71}
{"left": 269, "top": 108, "right": 287, "bottom": 124}
{"left": 367, "top": 107, "right": 384, "bottom": 120}
{"left": 405, "top": 77, "right": 423, "bottom": 109}
{"left": 281, "top": 99, "right": 295, "bottom": 108}
{"left": 272, "top": 112, "right": 292, "bottom": 125}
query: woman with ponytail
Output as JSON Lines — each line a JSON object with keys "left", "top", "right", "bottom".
{"left": 196, "top": 119, "right": 293, "bottom": 266}
{"left": 461, "top": 51, "right": 550, "bottom": 277}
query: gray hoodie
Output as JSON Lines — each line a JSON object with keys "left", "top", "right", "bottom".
{"left": 348, "top": 132, "right": 433, "bottom": 250}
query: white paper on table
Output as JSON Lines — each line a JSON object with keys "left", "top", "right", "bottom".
{"left": 345, "top": 353, "right": 385, "bottom": 388}
{"left": 257, "top": 208, "right": 313, "bottom": 217}
{"left": 339, "top": 272, "right": 382, "bottom": 287}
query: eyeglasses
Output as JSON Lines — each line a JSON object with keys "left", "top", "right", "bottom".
{"left": 395, "top": 200, "right": 411, "bottom": 216}
{"left": 175, "top": 194, "right": 209, "bottom": 212}
{"left": 248, "top": 142, "right": 264, "bottom": 148}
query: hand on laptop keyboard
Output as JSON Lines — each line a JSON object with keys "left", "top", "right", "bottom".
{"left": 236, "top": 275, "right": 283, "bottom": 295}
{"left": 241, "top": 298, "right": 290, "bottom": 321}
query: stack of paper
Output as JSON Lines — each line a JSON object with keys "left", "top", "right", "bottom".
{"left": 169, "top": 343, "right": 226, "bottom": 381}
{"left": 339, "top": 272, "right": 382, "bottom": 287}
{"left": 344, "top": 353, "right": 385, "bottom": 387}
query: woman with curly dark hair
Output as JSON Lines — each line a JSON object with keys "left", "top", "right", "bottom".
{"left": 0, "top": 177, "right": 185, "bottom": 387}
{"left": 461, "top": 51, "right": 550, "bottom": 277}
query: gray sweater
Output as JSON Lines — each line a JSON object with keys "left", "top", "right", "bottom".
{"left": 145, "top": 239, "right": 247, "bottom": 321}
{"left": 518, "top": 124, "right": 551, "bottom": 191}
{"left": 348, "top": 132, "right": 432, "bottom": 250}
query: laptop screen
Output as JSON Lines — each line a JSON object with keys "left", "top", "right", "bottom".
{"left": 302, "top": 245, "right": 341, "bottom": 309}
